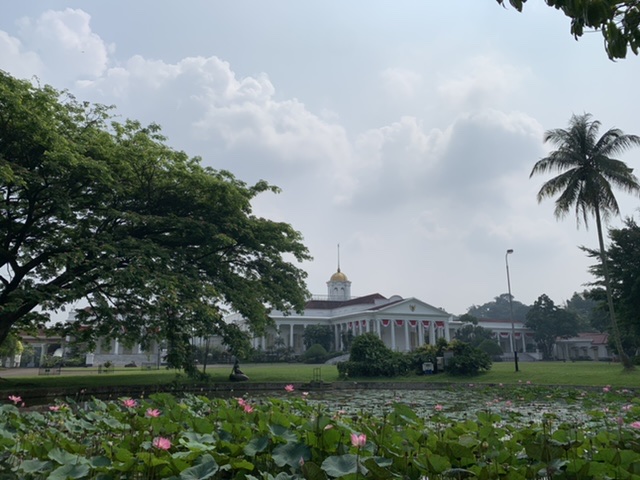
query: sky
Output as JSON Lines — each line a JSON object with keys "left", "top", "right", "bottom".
{"left": 2, "top": 1, "right": 640, "bottom": 317}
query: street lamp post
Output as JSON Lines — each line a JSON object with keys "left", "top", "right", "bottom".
{"left": 505, "top": 249, "right": 519, "bottom": 372}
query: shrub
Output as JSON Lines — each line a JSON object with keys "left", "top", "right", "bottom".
{"left": 302, "top": 344, "right": 328, "bottom": 364}
{"left": 349, "top": 333, "right": 390, "bottom": 363}
{"left": 477, "top": 339, "right": 503, "bottom": 357}
{"left": 446, "top": 341, "right": 492, "bottom": 375}
{"left": 337, "top": 351, "right": 411, "bottom": 378}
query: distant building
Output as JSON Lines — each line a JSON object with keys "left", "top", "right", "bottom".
{"left": 553, "top": 332, "right": 611, "bottom": 361}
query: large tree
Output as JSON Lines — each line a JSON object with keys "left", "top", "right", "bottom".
{"left": 526, "top": 294, "right": 579, "bottom": 359}
{"left": 530, "top": 113, "right": 640, "bottom": 370}
{"left": 0, "top": 71, "right": 311, "bottom": 373}
{"left": 497, "top": 0, "right": 640, "bottom": 59}
{"left": 466, "top": 293, "right": 530, "bottom": 321}
{"left": 583, "top": 217, "right": 640, "bottom": 355}
{"left": 564, "top": 291, "right": 603, "bottom": 332}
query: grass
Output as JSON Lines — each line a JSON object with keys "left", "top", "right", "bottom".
{"left": 0, "top": 361, "right": 638, "bottom": 393}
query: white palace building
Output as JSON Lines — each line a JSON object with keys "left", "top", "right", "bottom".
{"left": 240, "top": 268, "right": 455, "bottom": 354}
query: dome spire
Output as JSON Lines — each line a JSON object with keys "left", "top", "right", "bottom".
{"left": 328, "top": 243, "right": 351, "bottom": 300}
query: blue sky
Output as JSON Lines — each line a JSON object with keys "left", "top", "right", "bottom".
{"left": 2, "top": 2, "right": 640, "bottom": 316}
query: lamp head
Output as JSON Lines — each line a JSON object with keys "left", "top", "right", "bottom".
{"left": 506, "top": 249, "right": 514, "bottom": 254}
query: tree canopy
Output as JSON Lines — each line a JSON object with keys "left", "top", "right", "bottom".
{"left": 526, "top": 294, "right": 579, "bottom": 359}
{"left": 466, "top": 294, "right": 530, "bottom": 321}
{"left": 584, "top": 217, "right": 640, "bottom": 355}
{"left": 0, "top": 71, "right": 311, "bottom": 372}
{"left": 498, "top": 0, "right": 640, "bottom": 59}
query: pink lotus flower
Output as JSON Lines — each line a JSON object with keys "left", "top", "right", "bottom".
{"left": 526, "top": 380, "right": 531, "bottom": 385}
{"left": 505, "top": 400, "right": 513, "bottom": 407}
{"left": 351, "top": 433, "right": 367, "bottom": 448}
{"left": 8, "top": 395, "right": 22, "bottom": 404}
{"left": 630, "top": 421, "right": 640, "bottom": 429}
{"left": 623, "top": 404, "right": 633, "bottom": 412}
{"left": 152, "top": 437, "right": 171, "bottom": 450}
{"left": 324, "top": 424, "right": 334, "bottom": 430}
{"left": 603, "top": 386, "right": 611, "bottom": 393}
{"left": 285, "top": 384, "right": 295, "bottom": 392}
{"left": 49, "top": 405, "right": 61, "bottom": 412}
{"left": 122, "top": 398, "right": 137, "bottom": 408}
{"left": 434, "top": 404, "right": 443, "bottom": 411}
{"left": 243, "top": 404, "right": 254, "bottom": 413}
{"left": 236, "top": 397, "right": 247, "bottom": 407}
{"left": 146, "top": 408, "right": 161, "bottom": 417}
{"left": 302, "top": 391, "right": 309, "bottom": 397}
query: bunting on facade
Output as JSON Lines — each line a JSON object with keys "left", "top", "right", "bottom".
{"left": 381, "top": 319, "right": 390, "bottom": 327}
{"left": 435, "top": 321, "right": 445, "bottom": 328}
{"left": 348, "top": 322, "right": 353, "bottom": 329}
{"left": 361, "top": 320, "right": 367, "bottom": 327}
{"left": 409, "top": 320, "right": 417, "bottom": 328}
{"left": 422, "top": 320, "right": 430, "bottom": 328}
{"left": 394, "top": 319, "right": 404, "bottom": 327}
{"left": 500, "top": 332, "right": 509, "bottom": 338}
{"left": 514, "top": 332, "right": 522, "bottom": 338}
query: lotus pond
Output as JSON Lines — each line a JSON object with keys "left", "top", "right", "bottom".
{"left": 1, "top": 383, "right": 640, "bottom": 479}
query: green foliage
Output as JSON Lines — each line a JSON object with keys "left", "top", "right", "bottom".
{"left": 337, "top": 351, "right": 411, "bottom": 378}
{"left": 498, "top": 0, "right": 640, "bottom": 59}
{"left": 466, "top": 293, "right": 530, "bottom": 321}
{"left": 565, "top": 290, "right": 604, "bottom": 332}
{"left": 303, "top": 324, "right": 333, "bottom": 351}
{"left": 584, "top": 217, "right": 640, "bottom": 355}
{"left": 446, "top": 340, "right": 493, "bottom": 375}
{"left": 339, "top": 334, "right": 411, "bottom": 377}
{"left": 454, "top": 323, "right": 495, "bottom": 347}
{"left": 0, "top": 333, "right": 23, "bottom": 360}
{"left": 0, "top": 71, "right": 311, "bottom": 373}
{"left": 302, "top": 343, "right": 328, "bottom": 364}
{"left": 477, "top": 338, "right": 504, "bottom": 357}
{"left": 349, "top": 333, "right": 389, "bottom": 363}
{"left": 526, "top": 294, "right": 579, "bottom": 359}
{"left": 3, "top": 387, "right": 640, "bottom": 479}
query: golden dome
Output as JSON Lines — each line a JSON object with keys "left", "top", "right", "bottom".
{"left": 329, "top": 270, "right": 348, "bottom": 282}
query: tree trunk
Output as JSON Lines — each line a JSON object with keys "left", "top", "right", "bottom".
{"left": 595, "top": 207, "right": 635, "bottom": 370}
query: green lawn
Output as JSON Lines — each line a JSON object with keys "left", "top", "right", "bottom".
{"left": 1, "top": 361, "right": 639, "bottom": 393}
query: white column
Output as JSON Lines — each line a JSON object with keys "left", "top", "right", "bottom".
{"left": 418, "top": 322, "right": 424, "bottom": 347}
{"left": 289, "top": 323, "right": 294, "bottom": 349}
{"left": 429, "top": 322, "right": 435, "bottom": 345}
{"left": 334, "top": 324, "right": 340, "bottom": 351}
{"left": 376, "top": 319, "right": 381, "bottom": 337}
{"left": 114, "top": 339, "right": 119, "bottom": 355}
{"left": 391, "top": 322, "right": 396, "bottom": 351}
{"left": 444, "top": 316, "right": 452, "bottom": 341}
{"left": 404, "top": 320, "right": 410, "bottom": 352}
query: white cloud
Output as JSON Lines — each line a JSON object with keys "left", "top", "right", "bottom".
{"left": 0, "top": 31, "right": 43, "bottom": 78}
{"left": 437, "top": 55, "right": 530, "bottom": 111}
{"left": 15, "top": 8, "right": 111, "bottom": 83}
{"left": 380, "top": 67, "right": 423, "bottom": 99}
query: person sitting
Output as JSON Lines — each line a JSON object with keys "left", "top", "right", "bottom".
{"left": 229, "top": 359, "right": 249, "bottom": 381}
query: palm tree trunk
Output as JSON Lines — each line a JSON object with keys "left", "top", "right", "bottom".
{"left": 595, "top": 207, "right": 634, "bottom": 370}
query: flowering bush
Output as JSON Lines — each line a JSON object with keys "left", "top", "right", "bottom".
{"left": 0, "top": 387, "right": 639, "bottom": 478}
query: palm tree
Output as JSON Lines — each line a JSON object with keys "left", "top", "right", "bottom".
{"left": 530, "top": 113, "right": 640, "bottom": 370}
